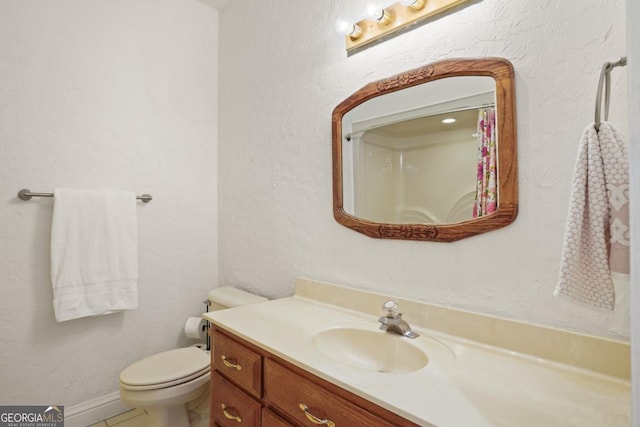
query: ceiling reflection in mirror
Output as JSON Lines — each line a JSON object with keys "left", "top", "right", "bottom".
{"left": 341, "top": 76, "right": 496, "bottom": 225}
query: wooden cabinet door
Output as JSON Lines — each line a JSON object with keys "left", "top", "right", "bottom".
{"left": 265, "top": 359, "right": 396, "bottom": 427}
{"left": 262, "top": 408, "right": 294, "bottom": 427}
{"left": 211, "top": 371, "right": 262, "bottom": 427}
{"left": 213, "top": 329, "right": 263, "bottom": 398}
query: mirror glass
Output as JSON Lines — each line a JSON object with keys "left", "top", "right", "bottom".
{"left": 341, "top": 76, "right": 495, "bottom": 225}
{"left": 332, "top": 58, "right": 518, "bottom": 242}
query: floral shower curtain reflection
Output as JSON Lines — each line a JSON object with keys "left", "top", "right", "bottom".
{"left": 473, "top": 107, "right": 497, "bottom": 218}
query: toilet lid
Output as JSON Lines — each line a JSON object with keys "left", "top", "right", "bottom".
{"left": 120, "top": 347, "right": 210, "bottom": 388}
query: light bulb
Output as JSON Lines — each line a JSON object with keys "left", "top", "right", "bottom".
{"left": 400, "top": 0, "right": 425, "bottom": 10}
{"left": 366, "top": 6, "right": 392, "bottom": 25}
{"left": 366, "top": 5, "right": 383, "bottom": 19}
{"left": 442, "top": 118, "right": 456, "bottom": 124}
{"left": 335, "top": 20, "right": 362, "bottom": 39}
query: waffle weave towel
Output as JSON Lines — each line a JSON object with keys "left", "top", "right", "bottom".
{"left": 555, "top": 122, "right": 629, "bottom": 310}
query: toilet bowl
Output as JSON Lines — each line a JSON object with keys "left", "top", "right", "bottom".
{"left": 119, "top": 287, "right": 267, "bottom": 427}
{"left": 120, "top": 347, "right": 210, "bottom": 427}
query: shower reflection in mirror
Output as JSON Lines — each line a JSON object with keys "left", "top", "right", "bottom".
{"left": 342, "top": 77, "right": 497, "bottom": 225}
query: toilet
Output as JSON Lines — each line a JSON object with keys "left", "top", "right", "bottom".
{"left": 119, "top": 287, "right": 268, "bottom": 427}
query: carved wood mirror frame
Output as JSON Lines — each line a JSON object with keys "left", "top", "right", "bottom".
{"left": 332, "top": 58, "right": 518, "bottom": 242}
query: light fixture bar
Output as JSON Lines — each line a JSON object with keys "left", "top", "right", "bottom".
{"left": 345, "top": 0, "right": 474, "bottom": 53}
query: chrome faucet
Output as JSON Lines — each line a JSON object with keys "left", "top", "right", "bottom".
{"left": 378, "top": 300, "right": 419, "bottom": 339}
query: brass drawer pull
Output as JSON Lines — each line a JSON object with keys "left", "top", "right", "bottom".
{"left": 221, "top": 403, "right": 243, "bottom": 423}
{"left": 221, "top": 355, "right": 242, "bottom": 371}
{"left": 298, "top": 403, "right": 336, "bottom": 427}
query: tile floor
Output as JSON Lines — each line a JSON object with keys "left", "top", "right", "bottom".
{"left": 88, "top": 409, "right": 147, "bottom": 427}
{"left": 88, "top": 391, "right": 210, "bottom": 427}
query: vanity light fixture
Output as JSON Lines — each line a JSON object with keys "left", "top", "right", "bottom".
{"left": 342, "top": 0, "right": 474, "bottom": 53}
{"left": 442, "top": 118, "right": 456, "bottom": 124}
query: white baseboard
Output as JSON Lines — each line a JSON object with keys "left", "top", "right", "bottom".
{"left": 65, "top": 391, "right": 129, "bottom": 427}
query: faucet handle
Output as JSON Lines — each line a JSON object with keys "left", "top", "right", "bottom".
{"left": 381, "top": 300, "right": 399, "bottom": 317}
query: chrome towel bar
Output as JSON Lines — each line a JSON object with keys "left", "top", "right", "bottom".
{"left": 17, "top": 189, "right": 152, "bottom": 203}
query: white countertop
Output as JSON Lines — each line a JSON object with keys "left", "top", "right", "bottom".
{"left": 204, "top": 296, "right": 630, "bottom": 427}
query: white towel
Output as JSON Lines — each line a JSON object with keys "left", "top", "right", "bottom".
{"left": 51, "top": 189, "right": 139, "bottom": 321}
{"left": 555, "top": 122, "right": 630, "bottom": 310}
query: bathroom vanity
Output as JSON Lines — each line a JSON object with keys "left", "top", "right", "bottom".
{"left": 210, "top": 327, "right": 418, "bottom": 427}
{"left": 204, "top": 278, "right": 630, "bottom": 426}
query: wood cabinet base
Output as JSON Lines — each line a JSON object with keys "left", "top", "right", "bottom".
{"left": 210, "top": 326, "right": 421, "bottom": 427}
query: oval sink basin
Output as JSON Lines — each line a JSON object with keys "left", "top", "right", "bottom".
{"left": 312, "top": 327, "right": 438, "bottom": 374}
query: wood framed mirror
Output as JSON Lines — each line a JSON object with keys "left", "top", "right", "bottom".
{"left": 332, "top": 58, "right": 517, "bottom": 242}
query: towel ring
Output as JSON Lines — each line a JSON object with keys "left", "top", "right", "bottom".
{"left": 594, "top": 56, "right": 627, "bottom": 131}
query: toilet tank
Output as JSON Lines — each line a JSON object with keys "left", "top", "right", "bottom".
{"left": 207, "top": 286, "right": 268, "bottom": 311}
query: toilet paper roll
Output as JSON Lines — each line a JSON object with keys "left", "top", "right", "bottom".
{"left": 184, "top": 317, "right": 207, "bottom": 340}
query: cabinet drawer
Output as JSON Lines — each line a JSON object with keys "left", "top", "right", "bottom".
{"left": 211, "top": 371, "right": 261, "bottom": 427}
{"left": 262, "top": 408, "right": 294, "bottom": 427}
{"left": 265, "top": 359, "right": 396, "bottom": 427}
{"left": 213, "top": 329, "right": 262, "bottom": 398}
